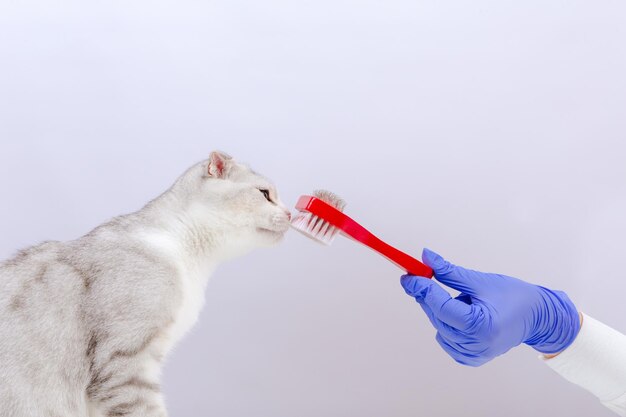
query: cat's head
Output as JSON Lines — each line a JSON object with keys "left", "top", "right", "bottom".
{"left": 174, "top": 151, "right": 291, "bottom": 258}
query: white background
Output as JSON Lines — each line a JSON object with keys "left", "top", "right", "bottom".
{"left": 1, "top": 1, "right": 625, "bottom": 416}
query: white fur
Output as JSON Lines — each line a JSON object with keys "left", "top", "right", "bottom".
{"left": 0, "top": 152, "right": 291, "bottom": 417}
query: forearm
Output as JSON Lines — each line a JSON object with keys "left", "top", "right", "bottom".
{"left": 543, "top": 313, "right": 626, "bottom": 416}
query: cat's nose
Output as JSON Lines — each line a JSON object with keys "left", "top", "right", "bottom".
{"left": 284, "top": 210, "right": 292, "bottom": 221}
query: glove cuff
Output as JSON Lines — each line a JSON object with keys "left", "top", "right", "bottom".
{"left": 524, "top": 287, "right": 581, "bottom": 354}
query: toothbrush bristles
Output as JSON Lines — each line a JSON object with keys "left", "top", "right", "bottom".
{"left": 290, "top": 189, "right": 346, "bottom": 245}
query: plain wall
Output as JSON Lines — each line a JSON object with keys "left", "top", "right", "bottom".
{"left": 1, "top": 1, "right": 625, "bottom": 416}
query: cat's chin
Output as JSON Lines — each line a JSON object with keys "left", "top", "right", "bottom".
{"left": 256, "top": 227, "right": 287, "bottom": 244}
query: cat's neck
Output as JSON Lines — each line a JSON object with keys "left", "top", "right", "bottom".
{"left": 87, "top": 188, "right": 224, "bottom": 278}
{"left": 141, "top": 191, "right": 226, "bottom": 272}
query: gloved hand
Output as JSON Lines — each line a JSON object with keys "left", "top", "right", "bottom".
{"left": 400, "top": 248, "right": 580, "bottom": 366}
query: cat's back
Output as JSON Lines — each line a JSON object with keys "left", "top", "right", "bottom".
{"left": 0, "top": 241, "right": 62, "bottom": 300}
{"left": 0, "top": 239, "right": 88, "bottom": 334}
{"left": 0, "top": 240, "right": 96, "bottom": 414}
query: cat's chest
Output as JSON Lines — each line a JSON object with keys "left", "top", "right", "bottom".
{"left": 168, "top": 270, "right": 208, "bottom": 343}
{"left": 137, "top": 230, "right": 214, "bottom": 344}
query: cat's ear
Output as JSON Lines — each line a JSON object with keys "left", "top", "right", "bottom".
{"left": 206, "top": 151, "right": 233, "bottom": 179}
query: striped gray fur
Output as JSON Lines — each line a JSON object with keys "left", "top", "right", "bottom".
{"left": 0, "top": 152, "right": 291, "bottom": 417}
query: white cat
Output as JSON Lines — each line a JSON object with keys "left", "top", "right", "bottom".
{"left": 0, "top": 151, "right": 291, "bottom": 417}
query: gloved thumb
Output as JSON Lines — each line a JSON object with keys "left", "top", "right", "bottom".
{"left": 422, "top": 248, "right": 480, "bottom": 295}
{"left": 401, "top": 274, "right": 475, "bottom": 330}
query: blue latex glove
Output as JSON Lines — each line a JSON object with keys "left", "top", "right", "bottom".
{"left": 400, "top": 248, "right": 580, "bottom": 366}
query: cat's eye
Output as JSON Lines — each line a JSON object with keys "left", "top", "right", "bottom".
{"left": 259, "top": 189, "right": 272, "bottom": 203}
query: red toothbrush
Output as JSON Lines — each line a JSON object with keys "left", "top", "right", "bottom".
{"left": 290, "top": 190, "right": 433, "bottom": 278}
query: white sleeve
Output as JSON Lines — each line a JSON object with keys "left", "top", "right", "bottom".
{"left": 542, "top": 313, "right": 626, "bottom": 416}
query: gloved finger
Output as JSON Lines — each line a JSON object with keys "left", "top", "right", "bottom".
{"left": 435, "top": 332, "right": 464, "bottom": 364}
{"left": 400, "top": 274, "right": 431, "bottom": 298}
{"left": 422, "top": 248, "right": 484, "bottom": 295}
{"left": 402, "top": 274, "right": 454, "bottom": 329}
{"left": 401, "top": 274, "right": 476, "bottom": 331}
{"left": 455, "top": 293, "right": 472, "bottom": 305}
{"left": 435, "top": 333, "right": 485, "bottom": 367}
{"left": 417, "top": 300, "right": 440, "bottom": 329}
{"left": 402, "top": 275, "right": 440, "bottom": 328}
{"left": 403, "top": 278, "right": 457, "bottom": 337}
{"left": 421, "top": 302, "right": 471, "bottom": 341}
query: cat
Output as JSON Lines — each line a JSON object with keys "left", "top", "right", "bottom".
{"left": 0, "top": 151, "right": 292, "bottom": 417}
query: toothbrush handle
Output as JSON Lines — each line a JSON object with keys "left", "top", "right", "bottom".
{"left": 341, "top": 218, "right": 434, "bottom": 278}
{"left": 296, "top": 195, "right": 433, "bottom": 278}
